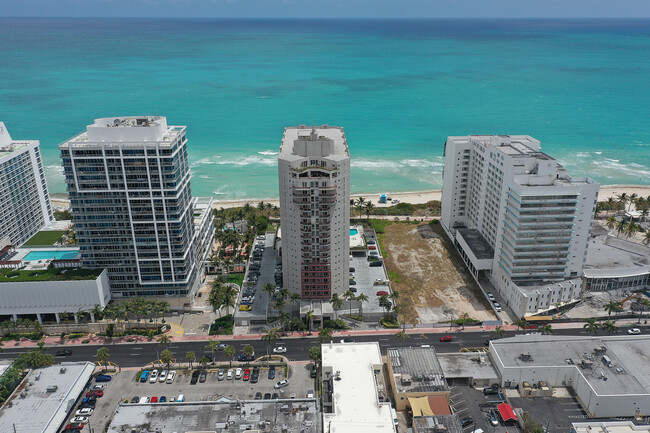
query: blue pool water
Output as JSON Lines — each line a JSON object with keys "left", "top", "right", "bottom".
{"left": 350, "top": 229, "right": 359, "bottom": 236}
{"left": 23, "top": 250, "right": 79, "bottom": 261}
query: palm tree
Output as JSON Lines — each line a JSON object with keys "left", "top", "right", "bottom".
{"left": 343, "top": 290, "right": 356, "bottom": 315}
{"left": 304, "top": 310, "right": 315, "bottom": 333}
{"left": 625, "top": 222, "right": 640, "bottom": 239}
{"left": 583, "top": 318, "right": 600, "bottom": 335}
{"left": 514, "top": 319, "right": 527, "bottom": 333}
{"left": 355, "top": 197, "right": 366, "bottom": 218}
{"left": 355, "top": 293, "right": 369, "bottom": 318}
{"left": 206, "top": 339, "right": 220, "bottom": 364}
{"left": 224, "top": 345, "right": 236, "bottom": 367}
{"left": 617, "top": 193, "right": 628, "bottom": 210}
{"left": 198, "top": 356, "right": 210, "bottom": 368}
{"left": 89, "top": 304, "right": 104, "bottom": 331}
{"left": 318, "top": 328, "right": 333, "bottom": 344}
{"left": 602, "top": 320, "right": 618, "bottom": 335}
{"left": 604, "top": 300, "right": 620, "bottom": 317}
{"left": 157, "top": 334, "right": 172, "bottom": 350}
{"left": 606, "top": 216, "right": 617, "bottom": 231}
{"left": 330, "top": 294, "right": 344, "bottom": 320}
{"left": 222, "top": 286, "right": 238, "bottom": 316}
{"left": 308, "top": 346, "right": 321, "bottom": 367}
{"left": 96, "top": 347, "right": 110, "bottom": 371}
{"left": 616, "top": 219, "right": 628, "bottom": 237}
{"left": 493, "top": 325, "right": 506, "bottom": 339}
{"left": 644, "top": 230, "right": 650, "bottom": 245}
{"left": 540, "top": 324, "right": 554, "bottom": 335}
{"left": 364, "top": 201, "right": 375, "bottom": 220}
{"left": 394, "top": 329, "right": 409, "bottom": 346}
{"left": 289, "top": 293, "right": 301, "bottom": 315}
{"left": 261, "top": 328, "right": 280, "bottom": 358}
{"left": 186, "top": 351, "right": 196, "bottom": 370}
{"left": 160, "top": 349, "right": 173, "bottom": 372}
{"left": 628, "top": 193, "right": 638, "bottom": 211}
{"left": 242, "top": 344, "right": 255, "bottom": 364}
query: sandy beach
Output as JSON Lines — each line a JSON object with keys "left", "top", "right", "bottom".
{"left": 49, "top": 184, "right": 650, "bottom": 211}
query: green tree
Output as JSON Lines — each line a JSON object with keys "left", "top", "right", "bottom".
{"left": 514, "top": 319, "right": 527, "bottom": 332}
{"left": 160, "top": 349, "right": 173, "bottom": 372}
{"left": 304, "top": 310, "right": 315, "bottom": 333}
{"left": 330, "top": 294, "right": 344, "bottom": 320}
{"left": 186, "top": 351, "right": 196, "bottom": 370}
{"left": 355, "top": 293, "right": 369, "bottom": 318}
{"left": 318, "top": 328, "right": 334, "bottom": 344}
{"left": 96, "top": 347, "right": 110, "bottom": 371}
{"left": 242, "top": 344, "right": 255, "bottom": 364}
{"left": 394, "top": 329, "right": 409, "bottom": 346}
{"left": 17, "top": 349, "right": 54, "bottom": 369}
{"left": 602, "top": 320, "right": 618, "bottom": 335}
{"left": 606, "top": 216, "right": 617, "bottom": 231}
{"left": 261, "top": 328, "right": 280, "bottom": 358}
{"left": 355, "top": 197, "right": 366, "bottom": 218}
{"left": 90, "top": 304, "right": 104, "bottom": 334}
{"left": 157, "top": 334, "right": 171, "bottom": 350}
{"left": 309, "top": 346, "right": 321, "bottom": 366}
{"left": 493, "top": 325, "right": 506, "bottom": 339}
{"left": 344, "top": 290, "right": 356, "bottom": 315}
{"left": 289, "top": 293, "right": 301, "bottom": 315}
{"left": 540, "top": 324, "right": 554, "bottom": 335}
{"left": 198, "top": 355, "right": 211, "bottom": 368}
{"left": 364, "top": 201, "right": 375, "bottom": 220}
{"left": 206, "top": 339, "right": 220, "bottom": 364}
{"left": 224, "top": 345, "right": 236, "bottom": 367}
{"left": 583, "top": 318, "right": 600, "bottom": 335}
{"left": 604, "top": 300, "right": 620, "bottom": 317}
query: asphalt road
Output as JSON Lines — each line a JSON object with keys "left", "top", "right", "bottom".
{"left": 4, "top": 326, "right": 646, "bottom": 368}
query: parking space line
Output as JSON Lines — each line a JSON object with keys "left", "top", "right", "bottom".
{"left": 454, "top": 407, "right": 468, "bottom": 413}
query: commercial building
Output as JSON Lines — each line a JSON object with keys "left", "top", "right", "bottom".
{"left": 321, "top": 342, "right": 396, "bottom": 433}
{"left": 0, "top": 362, "right": 95, "bottom": 433}
{"left": 0, "top": 122, "right": 53, "bottom": 247}
{"left": 490, "top": 335, "right": 650, "bottom": 418}
{"left": 107, "top": 400, "right": 321, "bottom": 433}
{"left": 59, "top": 116, "right": 214, "bottom": 300}
{"left": 413, "top": 415, "right": 463, "bottom": 433}
{"left": 386, "top": 346, "right": 449, "bottom": 411}
{"left": 441, "top": 135, "right": 600, "bottom": 316}
{"left": 278, "top": 125, "right": 350, "bottom": 300}
{"left": 572, "top": 421, "right": 650, "bottom": 433}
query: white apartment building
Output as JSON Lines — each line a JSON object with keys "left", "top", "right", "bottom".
{"left": 0, "top": 122, "right": 54, "bottom": 246}
{"left": 441, "top": 135, "right": 599, "bottom": 316}
{"left": 278, "top": 125, "right": 350, "bottom": 300}
{"left": 59, "top": 116, "right": 214, "bottom": 300}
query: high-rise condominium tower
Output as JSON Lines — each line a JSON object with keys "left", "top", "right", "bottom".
{"left": 0, "top": 122, "right": 53, "bottom": 246}
{"left": 441, "top": 135, "right": 599, "bottom": 316}
{"left": 59, "top": 116, "right": 214, "bottom": 300}
{"left": 278, "top": 125, "right": 350, "bottom": 300}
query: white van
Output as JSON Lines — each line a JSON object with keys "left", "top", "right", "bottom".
{"left": 166, "top": 371, "right": 176, "bottom": 384}
{"left": 391, "top": 408, "right": 398, "bottom": 427}
{"left": 177, "top": 394, "right": 185, "bottom": 402}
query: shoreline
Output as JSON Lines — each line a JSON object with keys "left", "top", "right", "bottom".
{"left": 50, "top": 184, "right": 650, "bottom": 210}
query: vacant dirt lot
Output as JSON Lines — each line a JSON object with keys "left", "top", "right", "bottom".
{"left": 382, "top": 221, "right": 495, "bottom": 325}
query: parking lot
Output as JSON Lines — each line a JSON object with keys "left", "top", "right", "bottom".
{"left": 61, "top": 361, "right": 317, "bottom": 432}
{"left": 235, "top": 233, "right": 278, "bottom": 322}
{"left": 449, "top": 386, "right": 520, "bottom": 433}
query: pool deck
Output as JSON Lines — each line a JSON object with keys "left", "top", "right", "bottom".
{"left": 13, "top": 247, "right": 81, "bottom": 262}
{"left": 350, "top": 224, "right": 366, "bottom": 249}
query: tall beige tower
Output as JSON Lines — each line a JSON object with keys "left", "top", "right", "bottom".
{"left": 278, "top": 125, "right": 350, "bottom": 300}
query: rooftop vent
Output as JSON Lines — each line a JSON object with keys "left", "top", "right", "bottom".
{"left": 60, "top": 367, "right": 67, "bottom": 374}
{"left": 519, "top": 353, "right": 533, "bottom": 362}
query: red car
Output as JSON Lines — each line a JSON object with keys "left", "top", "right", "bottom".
{"left": 368, "top": 245, "right": 377, "bottom": 250}
{"left": 86, "top": 390, "right": 103, "bottom": 398}
{"left": 376, "top": 291, "right": 389, "bottom": 297}
{"left": 65, "top": 423, "right": 84, "bottom": 430}
{"left": 151, "top": 396, "right": 158, "bottom": 403}
{"left": 243, "top": 369, "right": 251, "bottom": 381}
{"left": 440, "top": 335, "right": 453, "bottom": 342}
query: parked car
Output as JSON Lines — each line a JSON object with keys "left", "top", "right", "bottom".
{"left": 483, "top": 387, "right": 499, "bottom": 395}
{"left": 268, "top": 365, "right": 276, "bottom": 379}
{"left": 306, "top": 390, "right": 315, "bottom": 398}
{"left": 190, "top": 370, "right": 200, "bottom": 385}
{"left": 239, "top": 304, "right": 252, "bottom": 311}
{"left": 55, "top": 350, "right": 72, "bottom": 357}
{"left": 151, "top": 396, "right": 158, "bottom": 403}
{"left": 488, "top": 410, "right": 500, "bottom": 426}
{"left": 628, "top": 328, "right": 642, "bottom": 335}
{"left": 368, "top": 245, "right": 377, "bottom": 250}
{"left": 86, "top": 390, "right": 103, "bottom": 398}
{"left": 376, "top": 290, "right": 389, "bottom": 296}
{"left": 274, "top": 379, "right": 289, "bottom": 389}
{"left": 264, "top": 392, "right": 271, "bottom": 400}
{"left": 289, "top": 392, "right": 296, "bottom": 399}
{"left": 461, "top": 416, "right": 473, "bottom": 428}
{"left": 349, "top": 280, "right": 357, "bottom": 285}
{"left": 251, "top": 367, "right": 260, "bottom": 383}
{"left": 129, "top": 397, "right": 139, "bottom": 404}
{"left": 76, "top": 407, "right": 94, "bottom": 416}
{"left": 340, "top": 338, "right": 355, "bottom": 343}
{"left": 243, "top": 369, "right": 251, "bottom": 381}
{"left": 349, "top": 267, "right": 355, "bottom": 272}
{"left": 65, "top": 423, "right": 84, "bottom": 430}
{"left": 310, "top": 365, "right": 317, "bottom": 378}
{"left": 235, "top": 368, "right": 242, "bottom": 379}
{"left": 273, "top": 346, "right": 287, "bottom": 353}
{"left": 159, "top": 370, "right": 167, "bottom": 383}
{"left": 272, "top": 393, "right": 279, "bottom": 399}
{"left": 367, "top": 240, "right": 376, "bottom": 245}
{"left": 91, "top": 384, "right": 104, "bottom": 391}
{"left": 238, "top": 353, "right": 255, "bottom": 362}
{"left": 218, "top": 369, "right": 225, "bottom": 381}
{"left": 95, "top": 374, "right": 112, "bottom": 382}
{"left": 139, "top": 396, "right": 150, "bottom": 404}
{"left": 440, "top": 335, "right": 453, "bottom": 342}
{"left": 160, "top": 396, "right": 167, "bottom": 402}
{"left": 369, "top": 260, "right": 383, "bottom": 267}
{"left": 255, "top": 392, "right": 263, "bottom": 400}
{"left": 166, "top": 371, "right": 176, "bottom": 384}
{"left": 149, "top": 369, "right": 159, "bottom": 383}
{"left": 199, "top": 371, "right": 207, "bottom": 383}
{"left": 348, "top": 287, "right": 357, "bottom": 293}
{"left": 140, "top": 370, "right": 150, "bottom": 383}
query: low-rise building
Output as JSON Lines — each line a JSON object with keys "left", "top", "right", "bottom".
{"left": 490, "top": 335, "right": 650, "bottom": 418}
{"left": 0, "top": 362, "right": 95, "bottom": 433}
{"left": 413, "top": 414, "right": 463, "bottom": 433}
{"left": 437, "top": 352, "right": 500, "bottom": 387}
{"left": 386, "top": 346, "right": 449, "bottom": 411}
{"left": 321, "top": 342, "right": 396, "bottom": 433}
{"left": 107, "top": 399, "right": 321, "bottom": 433}
{"left": 572, "top": 421, "right": 650, "bottom": 433}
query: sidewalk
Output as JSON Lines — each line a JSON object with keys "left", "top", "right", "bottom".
{"left": 3, "top": 317, "right": 645, "bottom": 349}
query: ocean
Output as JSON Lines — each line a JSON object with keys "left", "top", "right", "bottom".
{"left": 1, "top": 18, "right": 649, "bottom": 200}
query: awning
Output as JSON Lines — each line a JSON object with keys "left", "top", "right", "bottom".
{"left": 497, "top": 403, "right": 518, "bottom": 421}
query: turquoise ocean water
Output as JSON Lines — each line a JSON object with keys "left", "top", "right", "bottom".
{"left": 1, "top": 18, "right": 649, "bottom": 200}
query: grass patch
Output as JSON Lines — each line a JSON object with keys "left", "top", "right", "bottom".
{"left": 224, "top": 273, "right": 245, "bottom": 287}
{"left": 22, "top": 230, "right": 67, "bottom": 246}
{"left": 209, "top": 314, "right": 234, "bottom": 335}
{"left": 1, "top": 332, "right": 43, "bottom": 341}
{"left": 367, "top": 219, "right": 393, "bottom": 234}
{"left": 342, "top": 314, "right": 363, "bottom": 321}
{"left": 380, "top": 318, "right": 400, "bottom": 328}
{"left": 0, "top": 267, "right": 103, "bottom": 283}
{"left": 387, "top": 270, "right": 403, "bottom": 284}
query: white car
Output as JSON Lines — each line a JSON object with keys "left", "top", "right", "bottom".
{"left": 628, "top": 328, "right": 641, "bottom": 335}
{"left": 91, "top": 384, "right": 104, "bottom": 390}
{"left": 149, "top": 370, "right": 159, "bottom": 383}
{"left": 139, "top": 396, "right": 150, "bottom": 404}
{"left": 166, "top": 371, "right": 176, "bottom": 384}
{"left": 75, "top": 408, "right": 93, "bottom": 416}
{"left": 227, "top": 369, "right": 234, "bottom": 380}
{"left": 218, "top": 369, "right": 225, "bottom": 381}
{"left": 235, "top": 368, "right": 242, "bottom": 379}
{"left": 159, "top": 370, "right": 167, "bottom": 383}
{"left": 273, "top": 346, "right": 287, "bottom": 354}
{"left": 274, "top": 379, "right": 289, "bottom": 389}
{"left": 306, "top": 390, "right": 315, "bottom": 398}
{"left": 71, "top": 416, "right": 89, "bottom": 423}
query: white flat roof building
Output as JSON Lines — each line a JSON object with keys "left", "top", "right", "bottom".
{"left": 0, "top": 362, "right": 95, "bottom": 433}
{"left": 572, "top": 421, "right": 650, "bottom": 433}
{"left": 0, "top": 122, "right": 54, "bottom": 246}
{"left": 490, "top": 335, "right": 650, "bottom": 418}
{"left": 279, "top": 125, "right": 350, "bottom": 301}
{"left": 441, "top": 135, "right": 599, "bottom": 316}
{"left": 321, "top": 342, "right": 396, "bottom": 433}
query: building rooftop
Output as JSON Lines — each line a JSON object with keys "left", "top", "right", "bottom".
{"left": 413, "top": 415, "right": 464, "bottom": 433}
{"left": 107, "top": 400, "right": 321, "bottom": 433}
{"left": 572, "top": 421, "right": 650, "bottom": 433}
{"left": 456, "top": 228, "right": 494, "bottom": 260}
{"left": 0, "top": 266, "right": 103, "bottom": 283}
{"left": 437, "top": 353, "right": 499, "bottom": 382}
{"left": 322, "top": 342, "right": 395, "bottom": 433}
{"left": 280, "top": 125, "right": 349, "bottom": 162}
{"left": 0, "top": 362, "right": 95, "bottom": 433}
{"left": 0, "top": 122, "right": 38, "bottom": 158}
{"left": 491, "top": 335, "right": 650, "bottom": 396}
{"left": 387, "top": 347, "right": 448, "bottom": 394}
{"left": 583, "top": 225, "right": 650, "bottom": 278}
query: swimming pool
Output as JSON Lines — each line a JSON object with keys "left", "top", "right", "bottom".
{"left": 350, "top": 229, "right": 358, "bottom": 236}
{"left": 23, "top": 250, "right": 80, "bottom": 261}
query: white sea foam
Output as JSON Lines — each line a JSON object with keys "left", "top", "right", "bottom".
{"left": 575, "top": 152, "right": 590, "bottom": 158}
{"left": 258, "top": 150, "right": 278, "bottom": 156}
{"left": 595, "top": 151, "right": 602, "bottom": 155}
{"left": 352, "top": 158, "right": 443, "bottom": 171}
{"left": 191, "top": 155, "right": 277, "bottom": 167}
